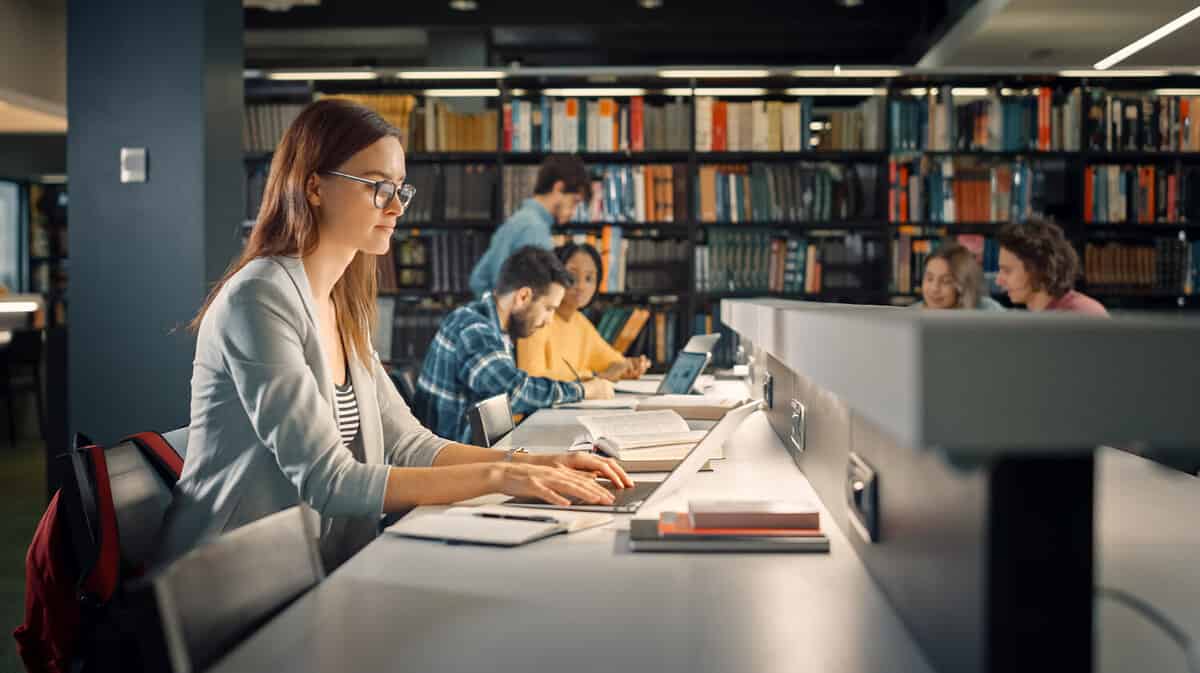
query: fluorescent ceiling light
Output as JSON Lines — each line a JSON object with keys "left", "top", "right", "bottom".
{"left": 783, "top": 87, "right": 884, "bottom": 96}
{"left": 658, "top": 69, "right": 771, "bottom": 78}
{"left": 396, "top": 70, "right": 505, "bottom": 80}
{"left": 268, "top": 71, "right": 379, "bottom": 81}
{"left": 1094, "top": 6, "right": 1200, "bottom": 70}
{"left": 792, "top": 67, "right": 902, "bottom": 78}
{"left": 664, "top": 87, "right": 768, "bottom": 96}
{"left": 1058, "top": 69, "right": 1168, "bottom": 78}
{"left": 542, "top": 87, "right": 647, "bottom": 97}
{"left": 509, "top": 88, "right": 528, "bottom": 97}
{"left": 1155, "top": 88, "right": 1200, "bottom": 96}
{"left": 951, "top": 87, "right": 989, "bottom": 97}
{"left": 0, "top": 302, "right": 40, "bottom": 314}
{"left": 423, "top": 88, "right": 501, "bottom": 97}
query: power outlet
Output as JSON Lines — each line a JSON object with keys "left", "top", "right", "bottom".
{"left": 846, "top": 452, "right": 880, "bottom": 543}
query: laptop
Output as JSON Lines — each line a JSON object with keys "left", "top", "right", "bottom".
{"left": 614, "top": 350, "right": 711, "bottom": 396}
{"left": 504, "top": 401, "right": 759, "bottom": 513}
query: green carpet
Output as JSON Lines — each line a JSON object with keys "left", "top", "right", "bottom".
{"left": 0, "top": 435, "right": 49, "bottom": 673}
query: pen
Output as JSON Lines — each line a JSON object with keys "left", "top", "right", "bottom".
{"left": 474, "top": 512, "right": 558, "bottom": 524}
{"left": 562, "top": 358, "right": 583, "bottom": 385}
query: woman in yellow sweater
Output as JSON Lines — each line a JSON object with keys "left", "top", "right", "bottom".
{"left": 517, "top": 242, "right": 651, "bottom": 382}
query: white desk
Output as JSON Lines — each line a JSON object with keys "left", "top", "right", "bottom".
{"left": 211, "top": 400, "right": 937, "bottom": 673}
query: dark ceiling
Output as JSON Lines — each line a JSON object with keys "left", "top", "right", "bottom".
{"left": 244, "top": 0, "right": 966, "bottom": 68}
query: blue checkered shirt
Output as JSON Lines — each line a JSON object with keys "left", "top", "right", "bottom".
{"left": 412, "top": 294, "right": 585, "bottom": 444}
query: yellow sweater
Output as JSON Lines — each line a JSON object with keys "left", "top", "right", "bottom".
{"left": 516, "top": 311, "right": 626, "bottom": 382}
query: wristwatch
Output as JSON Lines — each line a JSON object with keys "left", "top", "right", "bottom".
{"left": 502, "top": 447, "right": 528, "bottom": 462}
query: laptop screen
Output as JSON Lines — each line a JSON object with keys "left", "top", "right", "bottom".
{"left": 657, "top": 351, "right": 709, "bottom": 395}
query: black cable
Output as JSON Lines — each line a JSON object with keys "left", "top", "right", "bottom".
{"left": 1096, "top": 585, "right": 1200, "bottom": 673}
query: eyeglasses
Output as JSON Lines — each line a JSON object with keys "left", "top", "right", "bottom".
{"left": 322, "top": 170, "right": 416, "bottom": 211}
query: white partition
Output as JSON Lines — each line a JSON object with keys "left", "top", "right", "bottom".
{"left": 723, "top": 299, "right": 1200, "bottom": 455}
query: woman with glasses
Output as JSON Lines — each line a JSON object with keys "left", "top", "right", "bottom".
{"left": 912, "top": 241, "right": 1005, "bottom": 311}
{"left": 157, "top": 99, "right": 631, "bottom": 571}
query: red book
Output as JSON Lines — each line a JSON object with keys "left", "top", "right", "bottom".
{"left": 712, "top": 101, "right": 728, "bottom": 152}
{"left": 630, "top": 96, "right": 644, "bottom": 151}
{"left": 1038, "top": 87, "right": 1051, "bottom": 151}
{"left": 888, "top": 160, "right": 898, "bottom": 222}
{"left": 899, "top": 165, "right": 909, "bottom": 223}
{"left": 1168, "top": 173, "right": 1179, "bottom": 223}
{"left": 1084, "top": 167, "right": 1095, "bottom": 223}
{"left": 502, "top": 102, "right": 513, "bottom": 151}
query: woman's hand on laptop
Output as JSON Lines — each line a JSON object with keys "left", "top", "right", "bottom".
{"left": 532, "top": 451, "right": 635, "bottom": 489}
{"left": 492, "top": 462, "right": 617, "bottom": 506}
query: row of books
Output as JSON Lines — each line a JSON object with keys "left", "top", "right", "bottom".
{"left": 1083, "top": 165, "right": 1200, "bottom": 224}
{"left": 697, "top": 162, "right": 880, "bottom": 223}
{"left": 503, "top": 97, "right": 691, "bottom": 152}
{"left": 377, "top": 231, "right": 488, "bottom": 295}
{"left": 890, "top": 233, "right": 1000, "bottom": 296}
{"left": 323, "top": 93, "right": 417, "bottom": 146}
{"left": 695, "top": 97, "right": 884, "bottom": 152}
{"left": 587, "top": 303, "right": 684, "bottom": 368}
{"left": 408, "top": 101, "right": 500, "bottom": 152}
{"left": 1086, "top": 93, "right": 1200, "bottom": 152}
{"left": 1083, "top": 240, "right": 1194, "bottom": 293}
{"left": 243, "top": 102, "right": 305, "bottom": 153}
{"left": 891, "top": 88, "right": 1082, "bottom": 152}
{"left": 887, "top": 158, "right": 1042, "bottom": 223}
{"left": 502, "top": 164, "right": 686, "bottom": 223}
{"left": 695, "top": 230, "right": 882, "bottom": 294}
{"left": 373, "top": 298, "right": 452, "bottom": 365}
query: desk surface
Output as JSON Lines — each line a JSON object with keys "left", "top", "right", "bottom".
{"left": 212, "top": 395, "right": 938, "bottom": 673}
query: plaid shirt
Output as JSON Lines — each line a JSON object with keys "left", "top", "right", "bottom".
{"left": 413, "top": 294, "right": 584, "bottom": 444}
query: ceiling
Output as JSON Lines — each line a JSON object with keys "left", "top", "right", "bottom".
{"left": 920, "top": 0, "right": 1200, "bottom": 68}
{"left": 244, "top": 0, "right": 962, "bottom": 69}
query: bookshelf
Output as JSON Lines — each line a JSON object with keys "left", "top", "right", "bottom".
{"left": 244, "top": 69, "right": 1200, "bottom": 366}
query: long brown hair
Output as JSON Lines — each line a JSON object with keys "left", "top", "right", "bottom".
{"left": 190, "top": 98, "right": 400, "bottom": 368}
{"left": 926, "top": 241, "right": 985, "bottom": 309}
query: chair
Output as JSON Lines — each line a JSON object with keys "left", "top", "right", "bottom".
{"left": 134, "top": 506, "right": 324, "bottom": 673}
{"left": 467, "top": 393, "right": 515, "bottom": 447}
{"left": 1, "top": 328, "right": 45, "bottom": 446}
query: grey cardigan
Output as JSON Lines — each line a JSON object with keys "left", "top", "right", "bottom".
{"left": 157, "top": 256, "right": 451, "bottom": 568}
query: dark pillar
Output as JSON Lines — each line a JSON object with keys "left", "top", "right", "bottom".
{"left": 67, "top": 0, "right": 243, "bottom": 444}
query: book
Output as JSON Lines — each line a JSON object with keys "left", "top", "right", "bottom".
{"left": 687, "top": 499, "right": 820, "bottom": 529}
{"left": 634, "top": 395, "right": 748, "bottom": 421}
{"left": 575, "top": 410, "right": 708, "bottom": 458}
{"left": 628, "top": 518, "right": 829, "bottom": 553}
{"left": 659, "top": 511, "right": 822, "bottom": 538}
{"left": 386, "top": 505, "right": 611, "bottom": 547}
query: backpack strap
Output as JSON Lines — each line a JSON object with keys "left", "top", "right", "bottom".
{"left": 121, "top": 431, "right": 184, "bottom": 483}
{"left": 77, "top": 442, "right": 120, "bottom": 604}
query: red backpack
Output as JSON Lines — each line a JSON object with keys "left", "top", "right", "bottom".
{"left": 13, "top": 431, "right": 183, "bottom": 673}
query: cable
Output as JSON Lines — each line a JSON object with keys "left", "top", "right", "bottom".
{"left": 1096, "top": 585, "right": 1200, "bottom": 673}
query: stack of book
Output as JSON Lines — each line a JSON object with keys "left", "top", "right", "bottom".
{"left": 696, "top": 230, "right": 882, "bottom": 295}
{"left": 1086, "top": 91, "right": 1200, "bottom": 152}
{"left": 630, "top": 499, "right": 828, "bottom": 552}
{"left": 1084, "top": 164, "right": 1191, "bottom": 225}
{"left": 408, "top": 100, "right": 499, "bottom": 152}
{"left": 887, "top": 157, "right": 1056, "bottom": 224}
{"left": 697, "top": 162, "right": 879, "bottom": 223}
{"left": 503, "top": 96, "right": 691, "bottom": 152}
{"left": 694, "top": 97, "right": 883, "bottom": 151}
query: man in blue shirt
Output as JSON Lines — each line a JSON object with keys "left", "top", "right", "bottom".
{"left": 417, "top": 246, "right": 615, "bottom": 443}
{"left": 468, "top": 155, "right": 591, "bottom": 296}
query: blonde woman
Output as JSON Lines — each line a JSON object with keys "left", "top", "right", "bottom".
{"left": 913, "top": 241, "right": 1005, "bottom": 310}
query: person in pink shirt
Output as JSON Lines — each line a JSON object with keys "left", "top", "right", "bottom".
{"left": 996, "top": 218, "right": 1109, "bottom": 317}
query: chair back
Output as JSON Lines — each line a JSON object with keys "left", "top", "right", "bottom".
{"left": 467, "top": 393, "right": 514, "bottom": 447}
{"left": 137, "top": 506, "right": 323, "bottom": 673}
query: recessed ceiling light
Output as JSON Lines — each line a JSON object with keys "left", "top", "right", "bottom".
{"left": 449, "top": 0, "right": 478, "bottom": 11}
{"left": 639, "top": 0, "right": 663, "bottom": 7}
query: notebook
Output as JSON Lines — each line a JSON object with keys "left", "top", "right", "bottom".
{"left": 385, "top": 505, "right": 612, "bottom": 547}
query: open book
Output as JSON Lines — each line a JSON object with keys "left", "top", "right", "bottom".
{"left": 575, "top": 410, "right": 708, "bottom": 460}
{"left": 385, "top": 505, "right": 611, "bottom": 547}
{"left": 558, "top": 395, "right": 749, "bottom": 421}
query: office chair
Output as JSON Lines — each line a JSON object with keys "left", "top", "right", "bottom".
{"left": 134, "top": 506, "right": 324, "bottom": 673}
{"left": 468, "top": 393, "right": 515, "bottom": 447}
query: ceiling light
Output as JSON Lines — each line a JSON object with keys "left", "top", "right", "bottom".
{"left": 639, "top": 0, "right": 663, "bottom": 7}
{"left": 903, "top": 87, "right": 929, "bottom": 96}
{"left": 663, "top": 87, "right": 768, "bottom": 96}
{"left": 449, "top": 0, "right": 478, "bottom": 10}
{"left": 951, "top": 87, "right": 989, "bottom": 97}
{"left": 1155, "top": 88, "right": 1200, "bottom": 96}
{"left": 785, "top": 87, "right": 886, "bottom": 96}
{"left": 0, "top": 302, "right": 40, "bottom": 314}
{"left": 809, "top": 121, "right": 825, "bottom": 131}
{"left": 791, "top": 67, "right": 901, "bottom": 78}
{"left": 397, "top": 70, "right": 505, "bottom": 80}
{"left": 268, "top": 71, "right": 379, "bottom": 81}
{"left": 423, "top": 88, "right": 501, "bottom": 97}
{"left": 509, "top": 88, "right": 528, "bottom": 96}
{"left": 1059, "top": 69, "right": 1168, "bottom": 78}
{"left": 658, "top": 69, "right": 771, "bottom": 79}
{"left": 1095, "top": 6, "right": 1200, "bottom": 70}
{"left": 542, "top": 88, "right": 648, "bottom": 97}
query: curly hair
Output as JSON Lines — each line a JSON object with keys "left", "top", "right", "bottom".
{"left": 996, "top": 217, "right": 1079, "bottom": 297}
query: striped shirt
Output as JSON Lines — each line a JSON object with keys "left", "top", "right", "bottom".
{"left": 334, "top": 377, "right": 360, "bottom": 448}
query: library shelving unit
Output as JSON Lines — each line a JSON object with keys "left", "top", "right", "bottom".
{"left": 243, "top": 66, "right": 1200, "bottom": 366}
